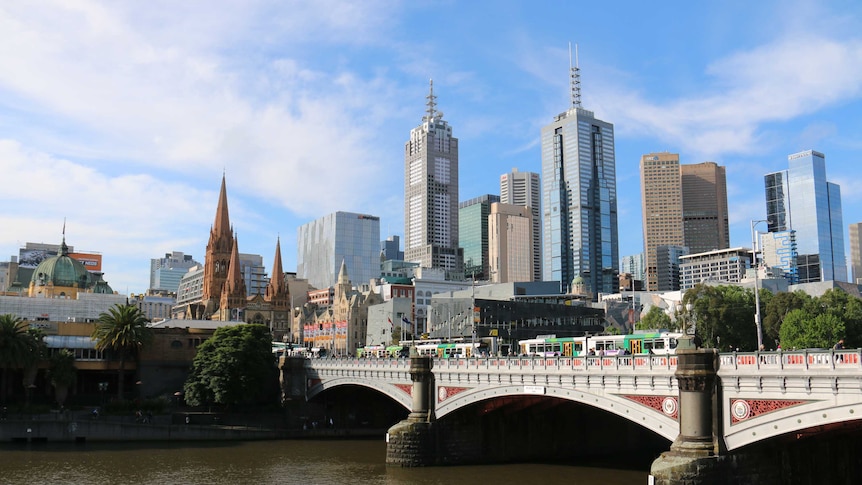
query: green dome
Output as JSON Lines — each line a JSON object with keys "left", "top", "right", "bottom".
{"left": 31, "top": 240, "right": 91, "bottom": 288}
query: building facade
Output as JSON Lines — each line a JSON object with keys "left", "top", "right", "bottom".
{"left": 850, "top": 223, "right": 862, "bottom": 284}
{"left": 640, "top": 152, "right": 684, "bottom": 291}
{"left": 679, "top": 247, "right": 753, "bottom": 290}
{"left": 500, "top": 168, "right": 542, "bottom": 282}
{"left": 380, "top": 235, "right": 404, "bottom": 262}
{"left": 541, "top": 55, "right": 618, "bottom": 298}
{"left": 489, "top": 202, "right": 534, "bottom": 283}
{"left": 620, "top": 253, "right": 646, "bottom": 284}
{"left": 149, "top": 252, "right": 199, "bottom": 293}
{"left": 682, "top": 161, "right": 729, "bottom": 254}
{"left": 764, "top": 150, "right": 846, "bottom": 283}
{"left": 404, "top": 80, "right": 463, "bottom": 278}
{"left": 760, "top": 230, "right": 798, "bottom": 284}
{"left": 459, "top": 194, "right": 500, "bottom": 280}
{"left": 296, "top": 211, "right": 381, "bottom": 291}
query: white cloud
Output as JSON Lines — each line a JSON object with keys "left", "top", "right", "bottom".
{"left": 595, "top": 36, "right": 862, "bottom": 160}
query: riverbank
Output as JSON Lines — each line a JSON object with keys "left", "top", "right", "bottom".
{"left": 0, "top": 413, "right": 386, "bottom": 443}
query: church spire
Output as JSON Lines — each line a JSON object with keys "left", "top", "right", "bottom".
{"left": 337, "top": 258, "right": 349, "bottom": 285}
{"left": 265, "top": 237, "right": 286, "bottom": 298}
{"left": 213, "top": 174, "right": 232, "bottom": 241}
{"left": 220, "top": 233, "right": 247, "bottom": 320}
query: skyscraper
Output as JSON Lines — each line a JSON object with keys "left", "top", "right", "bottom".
{"left": 640, "top": 152, "right": 684, "bottom": 291}
{"left": 404, "top": 80, "right": 463, "bottom": 278}
{"left": 850, "top": 223, "right": 862, "bottom": 284}
{"left": 541, "top": 46, "right": 618, "bottom": 298}
{"left": 764, "top": 150, "right": 846, "bottom": 283}
{"left": 459, "top": 194, "right": 499, "bottom": 280}
{"left": 296, "top": 211, "right": 381, "bottom": 290}
{"left": 500, "top": 168, "right": 541, "bottom": 282}
{"left": 681, "top": 161, "right": 729, "bottom": 254}
{"left": 640, "top": 154, "right": 730, "bottom": 290}
{"left": 489, "top": 202, "right": 534, "bottom": 283}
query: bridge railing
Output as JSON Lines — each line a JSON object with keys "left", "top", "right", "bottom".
{"left": 429, "top": 354, "right": 678, "bottom": 373}
{"left": 718, "top": 349, "right": 862, "bottom": 373}
{"left": 304, "top": 355, "right": 679, "bottom": 373}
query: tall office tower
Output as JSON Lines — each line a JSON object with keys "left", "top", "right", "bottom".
{"left": 380, "top": 235, "right": 404, "bottom": 262}
{"left": 459, "top": 194, "right": 500, "bottom": 279}
{"left": 500, "top": 168, "right": 542, "bottom": 282}
{"left": 655, "top": 245, "right": 688, "bottom": 291}
{"left": 238, "top": 253, "right": 268, "bottom": 296}
{"left": 620, "top": 253, "right": 646, "bottom": 284}
{"left": 149, "top": 251, "right": 199, "bottom": 293}
{"left": 404, "top": 80, "right": 463, "bottom": 278}
{"left": 488, "top": 202, "right": 534, "bottom": 283}
{"left": 541, "top": 46, "right": 618, "bottom": 298}
{"left": 764, "top": 150, "right": 846, "bottom": 283}
{"left": 849, "top": 223, "right": 862, "bottom": 284}
{"left": 640, "top": 152, "right": 684, "bottom": 291}
{"left": 297, "top": 211, "right": 381, "bottom": 290}
{"left": 681, "top": 161, "right": 729, "bottom": 254}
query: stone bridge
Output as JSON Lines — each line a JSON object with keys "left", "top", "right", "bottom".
{"left": 281, "top": 346, "right": 862, "bottom": 482}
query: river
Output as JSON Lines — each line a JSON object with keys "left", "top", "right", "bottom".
{"left": 0, "top": 439, "right": 650, "bottom": 484}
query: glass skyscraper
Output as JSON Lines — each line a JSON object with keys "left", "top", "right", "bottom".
{"left": 459, "top": 194, "right": 499, "bottom": 280}
{"left": 541, "top": 53, "right": 618, "bottom": 298}
{"left": 764, "top": 150, "right": 846, "bottom": 283}
{"left": 296, "top": 211, "right": 381, "bottom": 290}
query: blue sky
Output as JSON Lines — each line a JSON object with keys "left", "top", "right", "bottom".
{"left": 1, "top": 0, "right": 862, "bottom": 294}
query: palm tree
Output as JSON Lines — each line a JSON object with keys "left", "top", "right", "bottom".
{"left": 49, "top": 349, "right": 77, "bottom": 408}
{"left": 92, "top": 304, "right": 153, "bottom": 400}
{"left": 0, "top": 314, "right": 38, "bottom": 404}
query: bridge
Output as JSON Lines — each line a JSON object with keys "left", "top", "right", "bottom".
{"left": 281, "top": 346, "right": 862, "bottom": 483}
{"left": 293, "top": 348, "right": 862, "bottom": 451}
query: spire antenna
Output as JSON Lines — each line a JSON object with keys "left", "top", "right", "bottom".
{"left": 569, "top": 42, "right": 582, "bottom": 109}
{"left": 423, "top": 78, "right": 439, "bottom": 122}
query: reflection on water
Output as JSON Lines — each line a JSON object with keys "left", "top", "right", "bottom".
{"left": 0, "top": 440, "right": 649, "bottom": 485}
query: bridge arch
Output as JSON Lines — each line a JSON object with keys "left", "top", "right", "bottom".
{"left": 307, "top": 376, "right": 412, "bottom": 411}
{"left": 435, "top": 383, "right": 678, "bottom": 442}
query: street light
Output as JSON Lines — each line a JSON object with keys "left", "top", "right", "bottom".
{"left": 751, "top": 219, "right": 770, "bottom": 351}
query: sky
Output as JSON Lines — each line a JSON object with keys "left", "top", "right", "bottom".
{"left": 2, "top": 0, "right": 862, "bottom": 295}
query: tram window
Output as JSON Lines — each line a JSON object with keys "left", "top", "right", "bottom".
{"left": 644, "top": 341, "right": 654, "bottom": 350}
{"left": 654, "top": 340, "right": 665, "bottom": 350}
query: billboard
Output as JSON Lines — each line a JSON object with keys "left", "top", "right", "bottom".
{"left": 68, "top": 252, "right": 103, "bottom": 273}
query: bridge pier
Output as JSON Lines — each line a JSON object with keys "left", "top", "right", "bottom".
{"left": 386, "top": 356, "right": 437, "bottom": 466}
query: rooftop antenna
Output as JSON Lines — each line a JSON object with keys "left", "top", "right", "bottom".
{"left": 569, "top": 42, "right": 582, "bottom": 109}
{"left": 423, "top": 78, "right": 440, "bottom": 122}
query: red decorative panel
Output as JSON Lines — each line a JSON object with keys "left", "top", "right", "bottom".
{"left": 394, "top": 384, "right": 412, "bottom": 396}
{"left": 623, "top": 394, "right": 678, "bottom": 420}
{"left": 729, "top": 399, "right": 808, "bottom": 424}
{"left": 437, "top": 386, "right": 470, "bottom": 402}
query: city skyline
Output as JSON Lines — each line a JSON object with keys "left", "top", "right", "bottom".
{"left": 2, "top": 2, "right": 862, "bottom": 294}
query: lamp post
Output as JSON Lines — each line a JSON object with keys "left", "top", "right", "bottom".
{"left": 751, "top": 219, "right": 770, "bottom": 351}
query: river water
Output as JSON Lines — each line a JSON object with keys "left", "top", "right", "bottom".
{"left": 0, "top": 439, "right": 649, "bottom": 484}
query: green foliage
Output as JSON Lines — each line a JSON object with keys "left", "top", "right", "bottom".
{"left": 184, "top": 324, "right": 279, "bottom": 408}
{"left": 778, "top": 309, "right": 844, "bottom": 350}
{"left": 637, "top": 306, "right": 672, "bottom": 331}
{"left": 682, "top": 284, "right": 756, "bottom": 350}
{"left": 92, "top": 304, "right": 152, "bottom": 399}
{"left": 761, "top": 290, "right": 811, "bottom": 345}
{"left": 0, "top": 314, "right": 45, "bottom": 403}
{"left": 48, "top": 349, "right": 77, "bottom": 407}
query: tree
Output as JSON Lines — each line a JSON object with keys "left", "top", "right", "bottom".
{"left": 682, "top": 284, "right": 755, "bottom": 350}
{"left": 0, "top": 314, "right": 43, "bottom": 404}
{"left": 779, "top": 309, "right": 844, "bottom": 350}
{"left": 92, "top": 304, "right": 153, "bottom": 400}
{"left": 814, "top": 289, "right": 862, "bottom": 349}
{"left": 48, "top": 349, "right": 77, "bottom": 408}
{"left": 184, "top": 324, "right": 279, "bottom": 408}
{"left": 761, "top": 290, "right": 811, "bottom": 346}
{"left": 637, "top": 306, "right": 672, "bottom": 331}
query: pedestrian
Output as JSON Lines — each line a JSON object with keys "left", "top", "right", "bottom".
{"left": 834, "top": 339, "right": 845, "bottom": 350}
